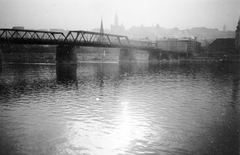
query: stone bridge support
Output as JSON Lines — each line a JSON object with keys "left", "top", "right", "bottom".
{"left": 148, "top": 50, "right": 160, "bottom": 61}
{"left": 119, "top": 48, "right": 136, "bottom": 62}
{"left": 56, "top": 64, "right": 77, "bottom": 82}
{"left": 56, "top": 45, "right": 77, "bottom": 64}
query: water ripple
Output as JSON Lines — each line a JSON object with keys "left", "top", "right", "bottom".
{"left": 0, "top": 62, "right": 239, "bottom": 155}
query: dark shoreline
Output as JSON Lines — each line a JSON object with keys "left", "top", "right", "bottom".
{"left": 0, "top": 45, "right": 239, "bottom": 64}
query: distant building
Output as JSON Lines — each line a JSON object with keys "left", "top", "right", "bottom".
{"left": 223, "top": 25, "right": 226, "bottom": 32}
{"left": 110, "top": 13, "right": 125, "bottom": 35}
{"left": 235, "top": 17, "right": 240, "bottom": 52}
{"left": 156, "top": 37, "right": 201, "bottom": 56}
{"left": 208, "top": 38, "right": 237, "bottom": 57}
{"left": 131, "top": 37, "right": 151, "bottom": 42}
{"left": 12, "top": 26, "right": 25, "bottom": 38}
{"left": 208, "top": 17, "right": 240, "bottom": 58}
{"left": 12, "top": 26, "right": 24, "bottom": 30}
{"left": 49, "top": 28, "right": 68, "bottom": 36}
{"left": 129, "top": 37, "right": 153, "bottom": 49}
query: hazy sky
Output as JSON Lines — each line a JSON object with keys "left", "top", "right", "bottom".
{"left": 0, "top": 0, "right": 239, "bottom": 31}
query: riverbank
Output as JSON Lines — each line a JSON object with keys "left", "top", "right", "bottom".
{"left": 0, "top": 45, "right": 149, "bottom": 63}
{"left": 1, "top": 53, "right": 239, "bottom": 64}
{"left": 0, "top": 45, "right": 239, "bottom": 64}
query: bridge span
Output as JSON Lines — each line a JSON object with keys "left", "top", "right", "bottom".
{"left": 0, "top": 28, "right": 186, "bottom": 64}
{"left": 0, "top": 28, "right": 163, "bottom": 64}
{"left": 0, "top": 29, "right": 158, "bottom": 50}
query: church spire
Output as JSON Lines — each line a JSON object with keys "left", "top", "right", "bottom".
{"left": 100, "top": 17, "right": 104, "bottom": 34}
{"left": 99, "top": 17, "right": 104, "bottom": 42}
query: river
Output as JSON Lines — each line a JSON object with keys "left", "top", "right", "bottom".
{"left": 0, "top": 62, "right": 239, "bottom": 155}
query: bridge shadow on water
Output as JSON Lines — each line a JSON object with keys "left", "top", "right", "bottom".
{"left": 56, "top": 64, "right": 77, "bottom": 84}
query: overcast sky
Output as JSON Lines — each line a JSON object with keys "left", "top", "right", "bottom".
{"left": 0, "top": 0, "right": 239, "bottom": 31}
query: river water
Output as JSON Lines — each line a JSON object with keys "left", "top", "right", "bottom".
{"left": 0, "top": 62, "right": 239, "bottom": 155}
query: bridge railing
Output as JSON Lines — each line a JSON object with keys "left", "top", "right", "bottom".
{"left": 0, "top": 29, "right": 65, "bottom": 45}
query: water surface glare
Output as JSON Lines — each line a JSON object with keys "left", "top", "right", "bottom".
{"left": 0, "top": 62, "right": 239, "bottom": 155}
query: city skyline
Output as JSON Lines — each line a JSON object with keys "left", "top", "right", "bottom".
{"left": 0, "top": 0, "right": 240, "bottom": 31}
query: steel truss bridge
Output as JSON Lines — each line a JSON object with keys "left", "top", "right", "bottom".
{"left": 0, "top": 29, "right": 158, "bottom": 51}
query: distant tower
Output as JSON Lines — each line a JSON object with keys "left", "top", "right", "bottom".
{"left": 114, "top": 12, "right": 118, "bottom": 26}
{"left": 100, "top": 18, "right": 104, "bottom": 34}
{"left": 110, "top": 13, "right": 125, "bottom": 34}
{"left": 99, "top": 18, "right": 104, "bottom": 42}
{"left": 223, "top": 25, "right": 226, "bottom": 31}
{"left": 235, "top": 17, "right": 240, "bottom": 52}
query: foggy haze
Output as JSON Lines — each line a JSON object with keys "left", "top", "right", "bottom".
{"left": 0, "top": 0, "right": 239, "bottom": 31}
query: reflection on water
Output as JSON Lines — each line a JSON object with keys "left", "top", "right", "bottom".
{"left": 56, "top": 64, "right": 77, "bottom": 83}
{"left": 0, "top": 62, "right": 239, "bottom": 155}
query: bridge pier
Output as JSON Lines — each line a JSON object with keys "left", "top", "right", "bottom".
{"left": 56, "top": 64, "right": 77, "bottom": 83}
{"left": 148, "top": 50, "right": 160, "bottom": 61}
{"left": 119, "top": 48, "right": 136, "bottom": 62}
{"left": 56, "top": 45, "right": 77, "bottom": 64}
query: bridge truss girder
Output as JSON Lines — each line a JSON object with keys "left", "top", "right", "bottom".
{"left": 0, "top": 29, "right": 159, "bottom": 51}
{"left": 0, "top": 29, "right": 65, "bottom": 45}
{"left": 64, "top": 30, "right": 131, "bottom": 48}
